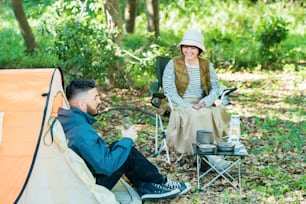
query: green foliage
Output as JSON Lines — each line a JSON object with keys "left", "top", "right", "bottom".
{"left": 157, "top": 0, "right": 304, "bottom": 71}
{"left": 1, "top": 0, "right": 305, "bottom": 86}
{"left": 258, "top": 17, "right": 289, "bottom": 48}
{"left": 0, "top": 26, "right": 60, "bottom": 68}
{"left": 119, "top": 33, "right": 175, "bottom": 88}
{"left": 0, "top": 3, "right": 61, "bottom": 68}
{"left": 49, "top": 1, "right": 120, "bottom": 85}
{"left": 23, "top": 0, "right": 56, "bottom": 19}
{"left": 257, "top": 17, "right": 289, "bottom": 68}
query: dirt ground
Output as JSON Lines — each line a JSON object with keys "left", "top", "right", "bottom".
{"left": 96, "top": 71, "right": 305, "bottom": 204}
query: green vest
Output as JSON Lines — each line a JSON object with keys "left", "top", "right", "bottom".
{"left": 172, "top": 55, "right": 211, "bottom": 97}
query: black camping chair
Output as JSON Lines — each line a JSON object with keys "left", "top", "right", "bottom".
{"left": 149, "top": 56, "right": 237, "bottom": 164}
{"left": 150, "top": 56, "right": 172, "bottom": 164}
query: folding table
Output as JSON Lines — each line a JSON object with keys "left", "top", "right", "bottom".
{"left": 192, "top": 143, "right": 248, "bottom": 192}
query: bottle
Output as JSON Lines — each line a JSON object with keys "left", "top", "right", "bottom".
{"left": 228, "top": 115, "right": 240, "bottom": 144}
{"left": 122, "top": 113, "right": 132, "bottom": 130}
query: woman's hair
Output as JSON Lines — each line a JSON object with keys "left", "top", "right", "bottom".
{"left": 180, "top": 45, "right": 203, "bottom": 56}
{"left": 66, "top": 78, "right": 96, "bottom": 100}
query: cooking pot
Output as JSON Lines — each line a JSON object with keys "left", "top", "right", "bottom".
{"left": 197, "top": 144, "right": 216, "bottom": 153}
{"left": 217, "top": 142, "right": 235, "bottom": 152}
{"left": 197, "top": 130, "right": 214, "bottom": 144}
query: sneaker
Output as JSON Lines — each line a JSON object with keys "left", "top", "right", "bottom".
{"left": 157, "top": 179, "right": 191, "bottom": 195}
{"left": 137, "top": 182, "right": 180, "bottom": 201}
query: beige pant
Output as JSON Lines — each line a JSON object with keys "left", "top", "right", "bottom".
{"left": 166, "top": 99, "right": 230, "bottom": 153}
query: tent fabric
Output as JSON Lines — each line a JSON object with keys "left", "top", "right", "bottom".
{"left": 47, "top": 117, "right": 118, "bottom": 204}
{"left": 0, "top": 68, "right": 140, "bottom": 204}
{"left": 0, "top": 68, "right": 60, "bottom": 203}
{"left": 0, "top": 112, "right": 3, "bottom": 144}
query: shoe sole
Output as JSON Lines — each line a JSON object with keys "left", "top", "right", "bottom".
{"left": 141, "top": 188, "right": 180, "bottom": 201}
{"left": 179, "top": 182, "right": 191, "bottom": 195}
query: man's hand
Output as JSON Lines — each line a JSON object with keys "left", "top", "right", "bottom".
{"left": 122, "top": 125, "right": 138, "bottom": 142}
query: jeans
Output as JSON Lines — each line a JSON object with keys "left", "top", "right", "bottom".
{"left": 95, "top": 145, "right": 165, "bottom": 190}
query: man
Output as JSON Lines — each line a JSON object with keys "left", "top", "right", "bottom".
{"left": 57, "top": 78, "right": 190, "bottom": 201}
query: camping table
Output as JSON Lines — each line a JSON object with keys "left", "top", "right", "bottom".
{"left": 192, "top": 143, "right": 248, "bottom": 192}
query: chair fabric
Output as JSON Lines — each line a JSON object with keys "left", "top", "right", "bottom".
{"left": 150, "top": 57, "right": 171, "bottom": 116}
{"left": 156, "top": 57, "right": 171, "bottom": 88}
{"left": 150, "top": 57, "right": 172, "bottom": 163}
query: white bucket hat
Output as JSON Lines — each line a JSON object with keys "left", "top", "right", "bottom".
{"left": 177, "top": 29, "right": 206, "bottom": 52}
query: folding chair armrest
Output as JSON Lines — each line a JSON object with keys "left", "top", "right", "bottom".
{"left": 152, "top": 92, "right": 166, "bottom": 99}
{"left": 219, "top": 87, "right": 237, "bottom": 98}
{"left": 150, "top": 93, "right": 173, "bottom": 117}
{"left": 164, "top": 94, "right": 174, "bottom": 111}
{"left": 219, "top": 87, "right": 237, "bottom": 104}
{"left": 151, "top": 92, "right": 166, "bottom": 108}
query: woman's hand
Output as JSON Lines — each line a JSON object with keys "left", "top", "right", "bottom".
{"left": 192, "top": 101, "right": 205, "bottom": 110}
{"left": 192, "top": 104, "right": 201, "bottom": 110}
{"left": 198, "top": 101, "right": 205, "bottom": 108}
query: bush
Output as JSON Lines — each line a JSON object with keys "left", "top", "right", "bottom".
{"left": 49, "top": 1, "right": 120, "bottom": 85}
{"left": 257, "top": 17, "right": 289, "bottom": 68}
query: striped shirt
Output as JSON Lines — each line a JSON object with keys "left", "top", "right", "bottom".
{"left": 162, "top": 59, "right": 220, "bottom": 108}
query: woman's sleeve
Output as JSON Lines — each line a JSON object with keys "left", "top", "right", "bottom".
{"left": 199, "top": 63, "right": 220, "bottom": 107}
{"left": 162, "top": 60, "right": 192, "bottom": 108}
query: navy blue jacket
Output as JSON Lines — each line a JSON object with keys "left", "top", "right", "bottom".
{"left": 57, "top": 107, "right": 133, "bottom": 176}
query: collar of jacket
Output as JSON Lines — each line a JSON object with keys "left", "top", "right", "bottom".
{"left": 71, "top": 106, "right": 97, "bottom": 125}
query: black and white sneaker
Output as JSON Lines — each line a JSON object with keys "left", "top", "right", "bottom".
{"left": 155, "top": 179, "right": 191, "bottom": 195}
{"left": 138, "top": 182, "right": 180, "bottom": 201}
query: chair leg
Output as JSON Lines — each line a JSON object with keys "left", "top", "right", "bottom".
{"left": 155, "top": 114, "right": 159, "bottom": 154}
{"left": 175, "top": 154, "right": 184, "bottom": 164}
{"left": 161, "top": 132, "right": 171, "bottom": 164}
{"left": 155, "top": 114, "right": 171, "bottom": 164}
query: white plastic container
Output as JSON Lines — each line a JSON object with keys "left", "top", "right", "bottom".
{"left": 228, "top": 115, "right": 240, "bottom": 144}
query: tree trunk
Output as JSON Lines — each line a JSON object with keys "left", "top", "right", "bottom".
{"left": 103, "top": 0, "right": 123, "bottom": 89}
{"left": 146, "top": 0, "right": 159, "bottom": 37}
{"left": 124, "top": 0, "right": 137, "bottom": 33}
{"left": 104, "top": 0, "right": 123, "bottom": 43}
{"left": 11, "top": 0, "right": 38, "bottom": 53}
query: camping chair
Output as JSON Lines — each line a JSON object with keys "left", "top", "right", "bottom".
{"left": 150, "top": 56, "right": 237, "bottom": 164}
{"left": 150, "top": 57, "right": 172, "bottom": 164}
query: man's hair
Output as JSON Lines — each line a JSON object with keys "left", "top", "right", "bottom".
{"left": 66, "top": 78, "right": 96, "bottom": 100}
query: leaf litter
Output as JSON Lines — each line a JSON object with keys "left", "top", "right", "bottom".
{"left": 96, "top": 71, "right": 305, "bottom": 203}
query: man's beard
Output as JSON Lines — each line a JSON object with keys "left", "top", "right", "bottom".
{"left": 87, "top": 104, "right": 99, "bottom": 116}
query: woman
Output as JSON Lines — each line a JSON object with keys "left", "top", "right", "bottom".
{"left": 162, "top": 29, "right": 231, "bottom": 170}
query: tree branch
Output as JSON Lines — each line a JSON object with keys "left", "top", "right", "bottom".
{"left": 99, "top": 104, "right": 155, "bottom": 117}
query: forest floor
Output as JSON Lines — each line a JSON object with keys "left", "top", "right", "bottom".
{"left": 96, "top": 70, "right": 305, "bottom": 204}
